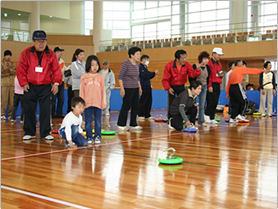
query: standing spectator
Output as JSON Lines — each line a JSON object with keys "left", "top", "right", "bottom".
{"left": 99, "top": 60, "right": 115, "bottom": 116}
{"left": 11, "top": 76, "right": 24, "bottom": 123}
{"left": 52, "top": 46, "right": 67, "bottom": 118}
{"left": 71, "top": 48, "right": 85, "bottom": 97}
{"left": 226, "top": 61, "right": 235, "bottom": 87}
{"left": 162, "top": 49, "right": 201, "bottom": 120}
{"left": 259, "top": 61, "right": 276, "bottom": 117}
{"left": 205, "top": 47, "right": 224, "bottom": 124}
{"left": 189, "top": 51, "right": 211, "bottom": 127}
{"left": 1, "top": 50, "right": 16, "bottom": 119}
{"left": 226, "top": 60, "right": 263, "bottom": 123}
{"left": 80, "top": 55, "right": 106, "bottom": 144}
{"left": 64, "top": 64, "right": 74, "bottom": 113}
{"left": 138, "top": 54, "right": 159, "bottom": 120}
{"left": 17, "top": 30, "right": 62, "bottom": 141}
{"left": 117, "top": 47, "right": 142, "bottom": 131}
{"left": 226, "top": 61, "right": 235, "bottom": 115}
{"left": 241, "top": 61, "right": 248, "bottom": 91}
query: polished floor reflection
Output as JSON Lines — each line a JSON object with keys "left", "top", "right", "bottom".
{"left": 1, "top": 111, "right": 277, "bottom": 209}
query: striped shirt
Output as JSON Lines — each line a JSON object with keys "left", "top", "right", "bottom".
{"left": 118, "top": 59, "right": 139, "bottom": 88}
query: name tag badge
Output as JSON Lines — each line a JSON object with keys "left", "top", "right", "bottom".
{"left": 35, "top": 67, "right": 43, "bottom": 73}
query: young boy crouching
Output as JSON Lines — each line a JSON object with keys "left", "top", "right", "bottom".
{"left": 59, "top": 97, "right": 88, "bottom": 149}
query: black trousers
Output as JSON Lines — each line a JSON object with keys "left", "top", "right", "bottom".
{"left": 139, "top": 88, "right": 152, "bottom": 118}
{"left": 167, "top": 85, "right": 185, "bottom": 119}
{"left": 171, "top": 106, "right": 197, "bottom": 131}
{"left": 229, "top": 84, "right": 249, "bottom": 119}
{"left": 52, "top": 81, "right": 64, "bottom": 117}
{"left": 11, "top": 93, "right": 24, "bottom": 121}
{"left": 205, "top": 83, "right": 220, "bottom": 119}
{"left": 67, "top": 86, "right": 74, "bottom": 113}
{"left": 23, "top": 83, "right": 52, "bottom": 138}
{"left": 117, "top": 88, "right": 139, "bottom": 127}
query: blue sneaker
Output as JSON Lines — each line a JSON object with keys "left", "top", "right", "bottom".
{"left": 94, "top": 136, "right": 101, "bottom": 144}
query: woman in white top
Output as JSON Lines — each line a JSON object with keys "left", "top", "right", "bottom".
{"left": 259, "top": 61, "right": 276, "bottom": 116}
{"left": 71, "top": 48, "right": 85, "bottom": 97}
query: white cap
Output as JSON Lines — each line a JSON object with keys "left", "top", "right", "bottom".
{"left": 212, "top": 47, "right": 224, "bottom": 55}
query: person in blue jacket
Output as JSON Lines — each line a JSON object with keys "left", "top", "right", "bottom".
{"left": 138, "top": 55, "right": 159, "bottom": 120}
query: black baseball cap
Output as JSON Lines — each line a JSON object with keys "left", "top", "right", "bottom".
{"left": 32, "top": 30, "right": 47, "bottom": 40}
{"left": 54, "top": 47, "right": 65, "bottom": 52}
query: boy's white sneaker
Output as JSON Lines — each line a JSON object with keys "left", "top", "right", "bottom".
{"left": 138, "top": 116, "right": 145, "bottom": 120}
{"left": 168, "top": 118, "right": 175, "bottom": 130}
{"left": 94, "top": 136, "right": 101, "bottom": 144}
{"left": 210, "top": 119, "right": 218, "bottom": 124}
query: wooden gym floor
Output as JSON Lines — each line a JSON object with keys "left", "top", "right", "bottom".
{"left": 1, "top": 110, "right": 277, "bottom": 209}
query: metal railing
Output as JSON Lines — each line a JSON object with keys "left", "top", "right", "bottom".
{"left": 1, "top": 27, "right": 30, "bottom": 43}
{"left": 99, "top": 24, "right": 277, "bottom": 52}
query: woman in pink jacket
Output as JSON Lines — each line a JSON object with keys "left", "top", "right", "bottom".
{"left": 80, "top": 55, "right": 106, "bottom": 144}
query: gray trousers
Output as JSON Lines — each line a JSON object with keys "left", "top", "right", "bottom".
{"left": 104, "top": 89, "right": 111, "bottom": 115}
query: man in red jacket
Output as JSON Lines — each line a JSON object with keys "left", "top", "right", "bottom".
{"left": 17, "top": 30, "right": 62, "bottom": 142}
{"left": 162, "top": 49, "right": 201, "bottom": 120}
{"left": 204, "top": 47, "right": 224, "bottom": 124}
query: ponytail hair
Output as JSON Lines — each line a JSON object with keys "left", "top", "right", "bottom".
{"left": 72, "top": 48, "right": 84, "bottom": 62}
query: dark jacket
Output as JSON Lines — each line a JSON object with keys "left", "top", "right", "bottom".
{"left": 259, "top": 71, "right": 276, "bottom": 90}
{"left": 170, "top": 88, "right": 197, "bottom": 116}
{"left": 139, "top": 63, "right": 156, "bottom": 88}
{"left": 17, "top": 46, "right": 62, "bottom": 87}
{"left": 189, "top": 64, "right": 211, "bottom": 86}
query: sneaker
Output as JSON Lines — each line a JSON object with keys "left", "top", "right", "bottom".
{"left": 20, "top": 120, "right": 23, "bottom": 124}
{"left": 146, "top": 116, "right": 154, "bottom": 120}
{"left": 204, "top": 115, "right": 211, "bottom": 124}
{"left": 94, "top": 136, "right": 101, "bottom": 144}
{"left": 10, "top": 119, "right": 15, "bottom": 123}
{"left": 186, "top": 123, "right": 198, "bottom": 130}
{"left": 87, "top": 138, "right": 93, "bottom": 144}
{"left": 43, "top": 135, "right": 54, "bottom": 141}
{"left": 7, "top": 116, "right": 11, "bottom": 120}
{"left": 138, "top": 116, "right": 145, "bottom": 120}
{"left": 23, "top": 135, "right": 36, "bottom": 140}
{"left": 168, "top": 118, "right": 175, "bottom": 130}
{"left": 118, "top": 126, "right": 129, "bottom": 131}
{"left": 229, "top": 118, "right": 238, "bottom": 123}
{"left": 236, "top": 115, "right": 248, "bottom": 122}
{"left": 268, "top": 114, "right": 272, "bottom": 117}
{"left": 130, "top": 125, "right": 143, "bottom": 130}
{"left": 1, "top": 116, "right": 6, "bottom": 120}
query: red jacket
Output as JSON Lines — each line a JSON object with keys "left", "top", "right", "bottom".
{"left": 162, "top": 60, "right": 201, "bottom": 90}
{"left": 17, "top": 46, "right": 62, "bottom": 87}
{"left": 207, "top": 58, "right": 223, "bottom": 87}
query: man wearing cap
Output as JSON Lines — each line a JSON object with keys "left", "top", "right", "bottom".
{"left": 52, "top": 46, "right": 67, "bottom": 118}
{"left": 162, "top": 49, "right": 201, "bottom": 120}
{"left": 204, "top": 47, "right": 224, "bottom": 124}
{"left": 1, "top": 50, "right": 17, "bottom": 120}
{"left": 99, "top": 60, "right": 115, "bottom": 116}
{"left": 17, "top": 30, "right": 63, "bottom": 142}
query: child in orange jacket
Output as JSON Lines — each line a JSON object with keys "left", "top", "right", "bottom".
{"left": 80, "top": 55, "right": 106, "bottom": 144}
{"left": 226, "top": 60, "right": 263, "bottom": 123}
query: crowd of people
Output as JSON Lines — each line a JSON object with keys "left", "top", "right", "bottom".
{"left": 1, "top": 30, "right": 276, "bottom": 148}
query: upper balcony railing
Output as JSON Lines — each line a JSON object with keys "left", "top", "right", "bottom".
{"left": 1, "top": 27, "right": 30, "bottom": 43}
{"left": 99, "top": 24, "right": 277, "bottom": 52}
